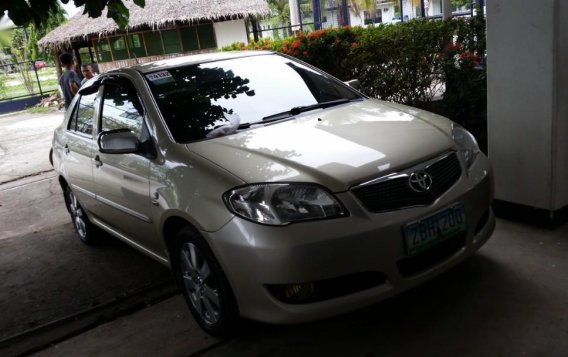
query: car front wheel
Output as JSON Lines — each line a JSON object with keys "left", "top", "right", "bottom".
{"left": 173, "top": 227, "right": 240, "bottom": 337}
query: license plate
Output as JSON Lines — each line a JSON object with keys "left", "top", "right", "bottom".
{"left": 403, "top": 203, "right": 466, "bottom": 256}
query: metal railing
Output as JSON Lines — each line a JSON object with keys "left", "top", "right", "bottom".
{"left": 0, "top": 59, "right": 58, "bottom": 102}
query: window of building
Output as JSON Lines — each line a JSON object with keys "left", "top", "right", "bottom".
{"left": 110, "top": 36, "right": 129, "bottom": 60}
{"left": 144, "top": 32, "right": 163, "bottom": 56}
{"left": 128, "top": 34, "right": 146, "bottom": 58}
{"left": 162, "top": 30, "right": 182, "bottom": 54}
{"left": 197, "top": 24, "right": 216, "bottom": 49}
{"left": 78, "top": 47, "right": 95, "bottom": 66}
{"left": 180, "top": 27, "right": 199, "bottom": 52}
{"left": 93, "top": 23, "right": 217, "bottom": 63}
{"left": 94, "top": 39, "right": 112, "bottom": 62}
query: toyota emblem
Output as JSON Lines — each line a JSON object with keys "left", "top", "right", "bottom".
{"left": 409, "top": 171, "right": 433, "bottom": 192}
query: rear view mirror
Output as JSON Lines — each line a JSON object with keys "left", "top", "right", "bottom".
{"left": 97, "top": 129, "right": 139, "bottom": 154}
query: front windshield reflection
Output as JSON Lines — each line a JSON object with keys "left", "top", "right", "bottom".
{"left": 145, "top": 54, "right": 362, "bottom": 143}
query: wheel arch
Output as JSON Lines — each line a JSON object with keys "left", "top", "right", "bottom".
{"left": 162, "top": 215, "right": 198, "bottom": 262}
{"left": 58, "top": 175, "right": 69, "bottom": 192}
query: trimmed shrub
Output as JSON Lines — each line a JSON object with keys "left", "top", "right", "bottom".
{"left": 222, "top": 14, "right": 487, "bottom": 150}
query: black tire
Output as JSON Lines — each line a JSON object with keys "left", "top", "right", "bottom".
{"left": 64, "top": 186, "right": 100, "bottom": 245}
{"left": 172, "top": 226, "right": 240, "bottom": 337}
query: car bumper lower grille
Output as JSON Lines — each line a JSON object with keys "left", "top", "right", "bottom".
{"left": 351, "top": 152, "right": 462, "bottom": 212}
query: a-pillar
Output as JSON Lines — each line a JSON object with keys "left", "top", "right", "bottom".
{"left": 487, "top": 0, "right": 568, "bottom": 226}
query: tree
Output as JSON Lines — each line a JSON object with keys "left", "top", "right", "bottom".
{"left": 12, "top": 4, "right": 67, "bottom": 61}
{"left": 2, "top": 0, "right": 145, "bottom": 30}
{"left": 349, "top": 0, "right": 376, "bottom": 20}
{"left": 267, "top": 0, "right": 291, "bottom": 36}
{"left": 451, "top": 0, "right": 471, "bottom": 9}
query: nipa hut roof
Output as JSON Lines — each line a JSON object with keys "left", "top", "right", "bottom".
{"left": 38, "top": 0, "right": 269, "bottom": 51}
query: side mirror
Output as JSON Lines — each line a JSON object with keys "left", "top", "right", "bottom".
{"left": 344, "top": 79, "right": 361, "bottom": 90}
{"left": 98, "top": 129, "right": 139, "bottom": 154}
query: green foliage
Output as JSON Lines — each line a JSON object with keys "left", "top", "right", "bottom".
{"left": 9, "top": 3, "right": 66, "bottom": 60}
{"left": 223, "top": 15, "right": 487, "bottom": 149}
{"left": 451, "top": 0, "right": 471, "bottom": 9}
{"left": 2, "top": 0, "right": 144, "bottom": 30}
{"left": 0, "top": 75, "right": 6, "bottom": 97}
{"left": 351, "top": 20, "right": 451, "bottom": 104}
{"left": 268, "top": 0, "right": 291, "bottom": 27}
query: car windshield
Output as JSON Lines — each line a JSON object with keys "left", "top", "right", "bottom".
{"left": 144, "top": 54, "right": 363, "bottom": 143}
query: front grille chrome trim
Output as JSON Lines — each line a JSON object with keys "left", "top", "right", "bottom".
{"left": 350, "top": 151, "right": 462, "bottom": 213}
{"left": 353, "top": 151, "right": 457, "bottom": 189}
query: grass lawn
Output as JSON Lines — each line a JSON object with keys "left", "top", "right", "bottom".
{"left": 0, "top": 68, "right": 58, "bottom": 100}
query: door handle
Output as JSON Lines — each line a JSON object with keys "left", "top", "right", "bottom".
{"left": 63, "top": 144, "right": 70, "bottom": 154}
{"left": 93, "top": 155, "right": 103, "bottom": 168}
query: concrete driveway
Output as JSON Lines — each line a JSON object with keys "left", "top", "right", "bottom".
{"left": 0, "top": 110, "right": 174, "bottom": 354}
{"left": 0, "top": 111, "right": 62, "bottom": 185}
{"left": 1, "top": 110, "right": 567, "bottom": 357}
{"left": 31, "top": 219, "right": 568, "bottom": 357}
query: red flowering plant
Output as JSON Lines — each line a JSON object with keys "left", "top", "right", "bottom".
{"left": 220, "top": 15, "right": 486, "bottom": 149}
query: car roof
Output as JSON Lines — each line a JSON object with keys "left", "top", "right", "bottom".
{"left": 129, "top": 51, "right": 274, "bottom": 74}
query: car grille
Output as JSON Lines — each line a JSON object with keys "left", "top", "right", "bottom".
{"left": 351, "top": 152, "right": 462, "bottom": 212}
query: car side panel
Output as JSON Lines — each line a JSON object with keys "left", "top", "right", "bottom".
{"left": 91, "top": 152, "right": 157, "bottom": 252}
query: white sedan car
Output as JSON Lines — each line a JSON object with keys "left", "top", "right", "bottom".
{"left": 52, "top": 51, "right": 494, "bottom": 336}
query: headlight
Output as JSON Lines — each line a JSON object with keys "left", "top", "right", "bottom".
{"left": 223, "top": 183, "right": 347, "bottom": 225}
{"left": 452, "top": 125, "right": 480, "bottom": 168}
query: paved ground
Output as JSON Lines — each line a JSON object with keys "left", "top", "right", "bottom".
{"left": 31, "top": 218, "right": 568, "bottom": 357}
{"left": 0, "top": 175, "right": 173, "bottom": 340}
{"left": 0, "top": 111, "right": 174, "bottom": 351}
{"left": 0, "top": 110, "right": 62, "bottom": 184}
{"left": 2, "top": 109, "right": 568, "bottom": 356}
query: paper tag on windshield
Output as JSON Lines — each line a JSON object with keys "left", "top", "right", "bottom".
{"left": 146, "top": 71, "right": 174, "bottom": 84}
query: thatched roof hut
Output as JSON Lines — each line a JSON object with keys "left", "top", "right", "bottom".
{"left": 38, "top": 0, "right": 269, "bottom": 52}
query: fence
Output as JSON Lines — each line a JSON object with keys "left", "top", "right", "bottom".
{"left": 0, "top": 59, "right": 59, "bottom": 100}
{"left": 0, "top": 59, "right": 59, "bottom": 114}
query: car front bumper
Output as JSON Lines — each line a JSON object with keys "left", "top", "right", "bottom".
{"left": 202, "top": 154, "right": 495, "bottom": 324}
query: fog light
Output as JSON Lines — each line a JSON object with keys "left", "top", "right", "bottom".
{"left": 267, "top": 282, "right": 315, "bottom": 303}
{"left": 284, "top": 283, "right": 314, "bottom": 300}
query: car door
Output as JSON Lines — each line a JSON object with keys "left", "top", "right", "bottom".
{"left": 61, "top": 91, "right": 98, "bottom": 210}
{"left": 90, "top": 76, "right": 158, "bottom": 252}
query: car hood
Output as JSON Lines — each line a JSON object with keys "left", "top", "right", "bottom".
{"left": 188, "top": 99, "right": 457, "bottom": 192}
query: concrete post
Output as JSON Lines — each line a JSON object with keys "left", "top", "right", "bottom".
{"left": 487, "top": 0, "right": 568, "bottom": 225}
{"left": 289, "top": 0, "right": 300, "bottom": 31}
{"left": 442, "top": 0, "right": 452, "bottom": 19}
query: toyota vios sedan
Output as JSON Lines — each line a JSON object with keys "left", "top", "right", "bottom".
{"left": 52, "top": 51, "right": 494, "bottom": 336}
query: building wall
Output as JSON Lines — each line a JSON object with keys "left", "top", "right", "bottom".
{"left": 213, "top": 20, "right": 248, "bottom": 48}
{"left": 487, "top": 0, "right": 568, "bottom": 211}
{"left": 554, "top": 1, "right": 568, "bottom": 209}
{"left": 94, "top": 20, "right": 244, "bottom": 72}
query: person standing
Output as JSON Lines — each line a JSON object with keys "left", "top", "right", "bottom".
{"left": 80, "top": 63, "right": 96, "bottom": 85}
{"left": 58, "top": 53, "right": 81, "bottom": 110}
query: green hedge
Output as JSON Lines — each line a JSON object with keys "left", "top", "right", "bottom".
{"left": 222, "top": 15, "right": 487, "bottom": 150}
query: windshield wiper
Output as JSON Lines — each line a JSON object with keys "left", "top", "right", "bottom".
{"left": 262, "top": 98, "right": 354, "bottom": 122}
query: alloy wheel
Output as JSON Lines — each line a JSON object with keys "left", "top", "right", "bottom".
{"left": 179, "top": 242, "right": 221, "bottom": 326}
{"left": 67, "top": 189, "right": 87, "bottom": 240}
